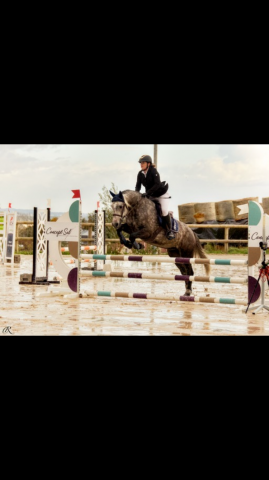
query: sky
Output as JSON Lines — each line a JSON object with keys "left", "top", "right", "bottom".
{"left": 0, "top": 144, "right": 268, "bottom": 218}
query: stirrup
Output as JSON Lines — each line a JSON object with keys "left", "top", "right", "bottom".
{"left": 166, "top": 230, "right": 175, "bottom": 240}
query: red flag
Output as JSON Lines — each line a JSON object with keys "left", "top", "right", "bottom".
{"left": 97, "top": 201, "right": 100, "bottom": 209}
{"left": 72, "top": 190, "right": 81, "bottom": 199}
{"left": 8, "top": 203, "right": 12, "bottom": 208}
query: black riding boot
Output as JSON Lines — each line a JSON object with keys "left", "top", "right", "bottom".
{"left": 162, "top": 214, "right": 175, "bottom": 240}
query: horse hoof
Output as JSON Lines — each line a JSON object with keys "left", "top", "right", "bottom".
{"left": 133, "top": 241, "right": 143, "bottom": 250}
{"left": 184, "top": 289, "right": 192, "bottom": 296}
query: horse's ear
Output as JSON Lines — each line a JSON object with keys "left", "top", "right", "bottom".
{"left": 118, "top": 191, "right": 124, "bottom": 201}
{"left": 109, "top": 191, "right": 116, "bottom": 198}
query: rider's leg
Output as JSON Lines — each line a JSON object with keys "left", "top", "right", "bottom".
{"left": 162, "top": 214, "right": 175, "bottom": 239}
{"left": 157, "top": 192, "right": 175, "bottom": 240}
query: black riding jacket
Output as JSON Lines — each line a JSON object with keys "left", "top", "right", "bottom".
{"left": 135, "top": 166, "right": 169, "bottom": 197}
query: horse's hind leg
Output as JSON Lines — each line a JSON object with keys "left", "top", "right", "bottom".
{"left": 167, "top": 248, "right": 193, "bottom": 296}
{"left": 180, "top": 250, "right": 194, "bottom": 296}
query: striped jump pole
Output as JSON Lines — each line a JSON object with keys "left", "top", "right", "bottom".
{"left": 61, "top": 246, "right": 96, "bottom": 252}
{"left": 50, "top": 258, "right": 93, "bottom": 266}
{"left": 80, "top": 270, "right": 248, "bottom": 284}
{"left": 79, "top": 290, "right": 247, "bottom": 305}
{"left": 81, "top": 254, "right": 248, "bottom": 266}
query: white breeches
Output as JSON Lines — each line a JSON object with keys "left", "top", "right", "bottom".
{"left": 151, "top": 191, "right": 171, "bottom": 216}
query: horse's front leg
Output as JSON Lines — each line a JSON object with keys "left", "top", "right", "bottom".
{"left": 129, "top": 229, "right": 148, "bottom": 250}
{"left": 117, "top": 228, "right": 133, "bottom": 249}
{"left": 116, "top": 228, "right": 144, "bottom": 250}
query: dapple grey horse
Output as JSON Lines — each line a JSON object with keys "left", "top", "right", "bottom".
{"left": 110, "top": 190, "right": 211, "bottom": 296}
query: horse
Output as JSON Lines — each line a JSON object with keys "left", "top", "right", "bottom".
{"left": 110, "top": 190, "right": 211, "bottom": 296}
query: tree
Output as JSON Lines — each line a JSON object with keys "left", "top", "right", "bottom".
{"left": 97, "top": 183, "right": 119, "bottom": 239}
{"left": 84, "top": 183, "right": 119, "bottom": 240}
{"left": 98, "top": 182, "right": 118, "bottom": 214}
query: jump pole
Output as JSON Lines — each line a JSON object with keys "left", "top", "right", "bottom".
{"left": 81, "top": 254, "right": 248, "bottom": 266}
{"left": 79, "top": 290, "right": 247, "bottom": 305}
{"left": 80, "top": 270, "right": 248, "bottom": 284}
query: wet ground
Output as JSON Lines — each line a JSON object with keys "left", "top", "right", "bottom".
{"left": 1, "top": 254, "right": 269, "bottom": 335}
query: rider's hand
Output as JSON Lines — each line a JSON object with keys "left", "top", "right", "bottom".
{"left": 141, "top": 193, "right": 147, "bottom": 198}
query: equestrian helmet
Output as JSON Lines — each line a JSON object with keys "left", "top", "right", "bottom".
{"left": 138, "top": 155, "right": 152, "bottom": 164}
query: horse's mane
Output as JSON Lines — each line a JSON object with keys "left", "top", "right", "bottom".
{"left": 121, "top": 190, "right": 142, "bottom": 208}
{"left": 121, "top": 189, "right": 137, "bottom": 195}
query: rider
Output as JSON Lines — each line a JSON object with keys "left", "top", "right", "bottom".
{"left": 135, "top": 154, "right": 175, "bottom": 240}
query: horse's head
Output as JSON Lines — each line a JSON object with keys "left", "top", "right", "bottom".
{"left": 110, "top": 190, "right": 128, "bottom": 229}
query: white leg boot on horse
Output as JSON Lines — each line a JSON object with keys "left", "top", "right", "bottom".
{"left": 162, "top": 214, "right": 175, "bottom": 240}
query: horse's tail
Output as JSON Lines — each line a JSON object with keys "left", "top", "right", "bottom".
{"left": 193, "top": 232, "right": 211, "bottom": 276}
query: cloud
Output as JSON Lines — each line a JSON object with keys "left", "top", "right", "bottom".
{"left": 161, "top": 144, "right": 269, "bottom": 208}
{"left": 0, "top": 144, "right": 63, "bottom": 153}
{"left": 1, "top": 144, "right": 269, "bottom": 213}
{"left": 166, "top": 145, "right": 269, "bottom": 187}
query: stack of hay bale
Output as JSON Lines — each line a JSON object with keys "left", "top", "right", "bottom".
{"left": 178, "top": 197, "right": 262, "bottom": 224}
{"left": 177, "top": 197, "right": 266, "bottom": 246}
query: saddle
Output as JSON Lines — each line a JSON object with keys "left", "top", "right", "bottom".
{"left": 151, "top": 200, "right": 179, "bottom": 233}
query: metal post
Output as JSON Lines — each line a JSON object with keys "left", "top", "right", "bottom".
{"left": 46, "top": 207, "right": 50, "bottom": 281}
{"left": 94, "top": 209, "right": 98, "bottom": 271}
{"left": 224, "top": 227, "right": 229, "bottom": 253}
{"left": 32, "top": 207, "right": 37, "bottom": 282}
{"left": 154, "top": 144, "right": 158, "bottom": 170}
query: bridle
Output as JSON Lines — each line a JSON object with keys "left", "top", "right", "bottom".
{"left": 112, "top": 196, "right": 143, "bottom": 224}
{"left": 112, "top": 202, "right": 129, "bottom": 224}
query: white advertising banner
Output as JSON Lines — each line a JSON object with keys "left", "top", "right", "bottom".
{"left": 44, "top": 222, "right": 79, "bottom": 242}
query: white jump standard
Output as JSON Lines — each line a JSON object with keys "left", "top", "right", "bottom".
{"left": 43, "top": 191, "right": 81, "bottom": 295}
{"left": 19, "top": 207, "right": 60, "bottom": 285}
{"left": 0, "top": 210, "right": 17, "bottom": 265}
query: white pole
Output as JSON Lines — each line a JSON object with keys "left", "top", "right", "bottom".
{"left": 154, "top": 144, "right": 158, "bottom": 169}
